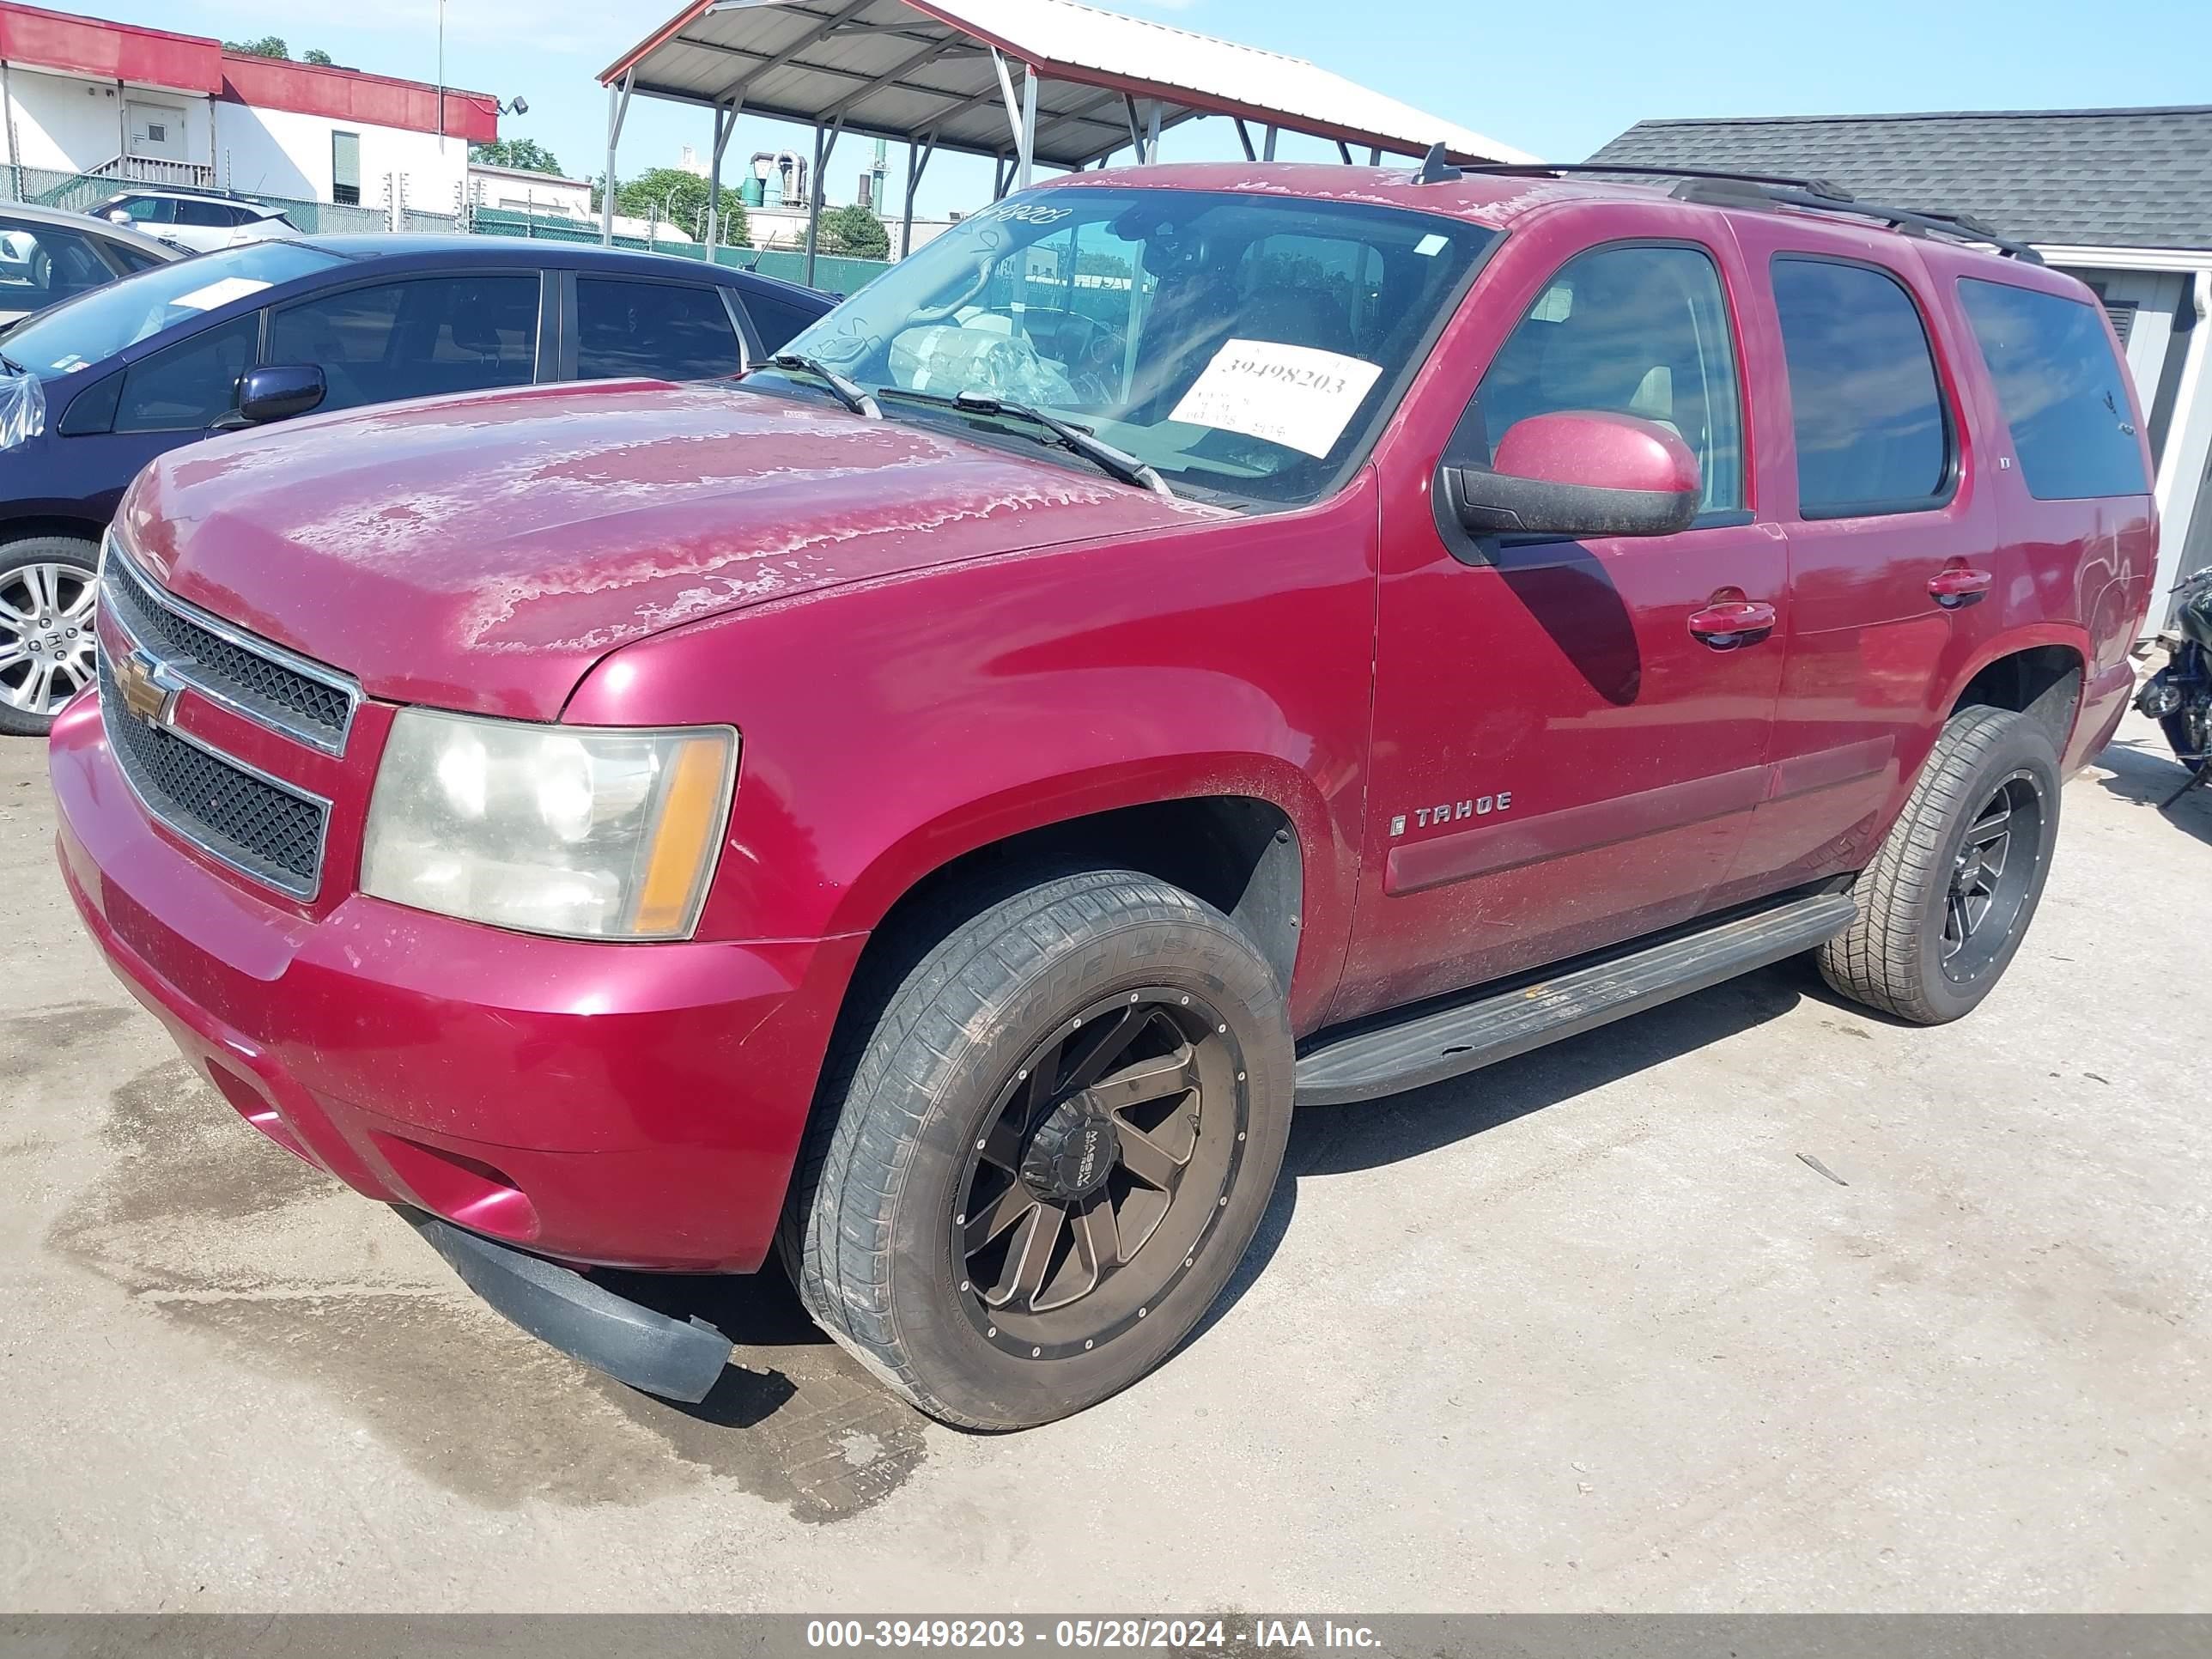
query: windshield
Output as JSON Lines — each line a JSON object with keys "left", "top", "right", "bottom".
{"left": 3, "top": 241, "right": 343, "bottom": 375}
{"left": 761, "top": 186, "right": 1494, "bottom": 507}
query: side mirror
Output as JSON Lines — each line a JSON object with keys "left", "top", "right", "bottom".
{"left": 1444, "top": 410, "right": 1701, "bottom": 539}
{"left": 106, "top": 210, "right": 131, "bottom": 225}
{"left": 234, "top": 363, "right": 326, "bottom": 426}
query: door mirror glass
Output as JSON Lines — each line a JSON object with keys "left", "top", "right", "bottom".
{"left": 1446, "top": 410, "right": 1701, "bottom": 538}
{"left": 235, "top": 363, "right": 326, "bottom": 425}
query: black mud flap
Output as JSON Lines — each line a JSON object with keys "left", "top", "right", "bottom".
{"left": 403, "top": 1210, "right": 734, "bottom": 1403}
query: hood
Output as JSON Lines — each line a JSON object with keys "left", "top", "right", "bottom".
{"left": 122, "top": 380, "right": 1218, "bottom": 720}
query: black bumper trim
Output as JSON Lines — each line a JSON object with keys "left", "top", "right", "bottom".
{"left": 403, "top": 1210, "right": 734, "bottom": 1403}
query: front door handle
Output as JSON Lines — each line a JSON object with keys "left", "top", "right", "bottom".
{"left": 1687, "top": 599, "right": 1778, "bottom": 650}
{"left": 1929, "top": 568, "right": 1992, "bottom": 608}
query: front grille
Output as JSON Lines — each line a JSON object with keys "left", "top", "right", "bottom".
{"left": 100, "top": 550, "right": 357, "bottom": 751}
{"left": 99, "top": 653, "right": 330, "bottom": 899}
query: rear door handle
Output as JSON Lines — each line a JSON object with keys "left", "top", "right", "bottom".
{"left": 1687, "top": 600, "right": 1778, "bottom": 650}
{"left": 1929, "top": 568, "right": 1992, "bottom": 607}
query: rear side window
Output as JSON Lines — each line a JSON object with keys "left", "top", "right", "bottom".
{"left": 1958, "top": 278, "right": 2149, "bottom": 500}
{"left": 575, "top": 279, "right": 743, "bottom": 381}
{"left": 116, "top": 314, "right": 257, "bottom": 432}
{"left": 742, "top": 289, "right": 827, "bottom": 354}
{"left": 1771, "top": 258, "right": 1950, "bottom": 518}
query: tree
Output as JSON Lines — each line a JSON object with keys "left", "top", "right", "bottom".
{"left": 818, "top": 203, "right": 890, "bottom": 260}
{"left": 470, "top": 138, "right": 566, "bottom": 177}
{"left": 595, "top": 166, "right": 750, "bottom": 247}
{"left": 303, "top": 48, "right": 335, "bottom": 65}
{"left": 223, "top": 35, "right": 289, "bottom": 58}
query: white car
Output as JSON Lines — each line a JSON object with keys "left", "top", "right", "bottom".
{"left": 93, "top": 190, "right": 302, "bottom": 254}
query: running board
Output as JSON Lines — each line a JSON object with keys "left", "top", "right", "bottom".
{"left": 1294, "top": 892, "right": 1857, "bottom": 1106}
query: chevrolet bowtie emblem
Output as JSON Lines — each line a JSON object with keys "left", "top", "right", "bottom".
{"left": 112, "top": 648, "right": 180, "bottom": 728}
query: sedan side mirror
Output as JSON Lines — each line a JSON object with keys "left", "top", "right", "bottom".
{"left": 234, "top": 363, "right": 326, "bottom": 426}
{"left": 1444, "top": 410, "right": 1702, "bottom": 539}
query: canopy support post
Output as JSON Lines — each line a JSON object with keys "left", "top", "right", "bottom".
{"left": 1368, "top": 146, "right": 1382, "bottom": 165}
{"left": 901, "top": 137, "right": 919, "bottom": 260}
{"left": 1233, "top": 118, "right": 1257, "bottom": 162}
{"left": 705, "top": 97, "right": 740, "bottom": 255}
{"left": 1336, "top": 140, "right": 1353, "bottom": 164}
{"left": 1018, "top": 64, "right": 1038, "bottom": 189}
{"left": 803, "top": 117, "right": 834, "bottom": 287}
{"left": 600, "top": 70, "right": 634, "bottom": 246}
{"left": 1144, "top": 100, "right": 1162, "bottom": 163}
{"left": 1262, "top": 125, "right": 1278, "bottom": 161}
{"left": 991, "top": 47, "right": 1036, "bottom": 188}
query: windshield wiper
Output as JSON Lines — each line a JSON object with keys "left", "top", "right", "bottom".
{"left": 762, "top": 353, "right": 880, "bottom": 419}
{"left": 878, "top": 387, "right": 1173, "bottom": 498}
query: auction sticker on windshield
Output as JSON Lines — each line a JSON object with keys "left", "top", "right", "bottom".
{"left": 1170, "top": 339, "right": 1383, "bottom": 458}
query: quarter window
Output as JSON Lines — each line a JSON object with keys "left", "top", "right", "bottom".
{"left": 1464, "top": 242, "right": 1745, "bottom": 514}
{"left": 575, "top": 279, "right": 743, "bottom": 381}
{"left": 741, "top": 289, "right": 827, "bottom": 354}
{"left": 1771, "top": 258, "right": 1950, "bottom": 517}
{"left": 115, "top": 314, "right": 258, "bottom": 433}
{"left": 1958, "top": 277, "right": 2150, "bottom": 501}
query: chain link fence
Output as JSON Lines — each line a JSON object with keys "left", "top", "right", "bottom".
{"left": 0, "top": 168, "right": 896, "bottom": 295}
{"left": 467, "top": 207, "right": 892, "bottom": 295}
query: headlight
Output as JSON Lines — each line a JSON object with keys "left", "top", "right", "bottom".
{"left": 362, "top": 709, "right": 737, "bottom": 941}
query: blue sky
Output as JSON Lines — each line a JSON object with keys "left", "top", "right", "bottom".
{"left": 85, "top": 0, "right": 2212, "bottom": 221}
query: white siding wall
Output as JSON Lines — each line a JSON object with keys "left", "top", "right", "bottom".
{"left": 468, "top": 169, "right": 592, "bottom": 219}
{"left": 3, "top": 67, "right": 214, "bottom": 175}
{"left": 214, "top": 103, "right": 466, "bottom": 216}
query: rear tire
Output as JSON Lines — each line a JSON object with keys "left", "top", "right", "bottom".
{"left": 1819, "top": 705, "right": 2061, "bottom": 1024}
{"left": 781, "top": 869, "right": 1293, "bottom": 1431}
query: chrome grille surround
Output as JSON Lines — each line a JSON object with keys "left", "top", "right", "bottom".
{"left": 95, "top": 532, "right": 343, "bottom": 901}
{"left": 98, "top": 532, "right": 361, "bottom": 755}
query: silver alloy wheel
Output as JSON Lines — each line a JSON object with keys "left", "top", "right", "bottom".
{"left": 0, "top": 561, "right": 97, "bottom": 715}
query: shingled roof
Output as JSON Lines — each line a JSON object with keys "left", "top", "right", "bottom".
{"left": 1587, "top": 107, "right": 2212, "bottom": 252}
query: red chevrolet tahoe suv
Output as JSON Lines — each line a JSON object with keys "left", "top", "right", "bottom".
{"left": 52, "top": 159, "right": 2155, "bottom": 1431}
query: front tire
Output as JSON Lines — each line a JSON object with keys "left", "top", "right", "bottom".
{"left": 1819, "top": 705, "right": 2062, "bottom": 1024}
{"left": 0, "top": 536, "right": 100, "bottom": 737}
{"left": 782, "top": 870, "right": 1293, "bottom": 1431}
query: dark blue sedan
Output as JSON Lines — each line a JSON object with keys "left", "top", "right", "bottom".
{"left": 0, "top": 235, "right": 834, "bottom": 732}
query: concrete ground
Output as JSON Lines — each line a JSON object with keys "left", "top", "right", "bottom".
{"left": 0, "top": 713, "right": 2206, "bottom": 1613}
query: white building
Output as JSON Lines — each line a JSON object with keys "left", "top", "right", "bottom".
{"left": 0, "top": 0, "right": 499, "bottom": 220}
{"left": 466, "top": 161, "right": 594, "bottom": 222}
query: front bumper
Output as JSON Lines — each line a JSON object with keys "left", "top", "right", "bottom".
{"left": 52, "top": 694, "right": 863, "bottom": 1273}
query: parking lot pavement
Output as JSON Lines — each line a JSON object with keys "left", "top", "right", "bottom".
{"left": 2, "top": 712, "right": 2207, "bottom": 1613}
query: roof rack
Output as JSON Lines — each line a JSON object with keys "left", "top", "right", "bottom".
{"left": 1419, "top": 157, "right": 2044, "bottom": 264}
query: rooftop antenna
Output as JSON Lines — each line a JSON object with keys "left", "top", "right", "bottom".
{"left": 1413, "top": 142, "right": 1462, "bottom": 185}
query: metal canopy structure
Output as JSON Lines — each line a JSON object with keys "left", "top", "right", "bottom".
{"left": 599, "top": 0, "right": 1532, "bottom": 281}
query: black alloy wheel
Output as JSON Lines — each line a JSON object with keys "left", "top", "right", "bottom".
{"left": 1939, "top": 773, "right": 2045, "bottom": 983}
{"left": 953, "top": 987, "right": 1247, "bottom": 1362}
